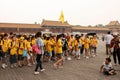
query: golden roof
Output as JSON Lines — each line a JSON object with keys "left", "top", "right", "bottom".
{"left": 41, "top": 19, "right": 71, "bottom": 27}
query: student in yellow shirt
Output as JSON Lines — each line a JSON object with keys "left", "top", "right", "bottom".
{"left": 42, "top": 35, "right": 48, "bottom": 62}
{"left": 51, "top": 35, "right": 56, "bottom": 61}
{"left": 84, "top": 35, "right": 90, "bottom": 59}
{"left": 46, "top": 36, "right": 53, "bottom": 62}
{"left": 74, "top": 35, "right": 81, "bottom": 60}
{"left": 80, "top": 34, "right": 85, "bottom": 55}
{"left": 93, "top": 35, "right": 98, "bottom": 56}
{"left": 70, "top": 35, "right": 75, "bottom": 56}
{"left": 18, "top": 36, "right": 25, "bottom": 67}
{"left": 67, "top": 38, "right": 72, "bottom": 55}
{"left": 89, "top": 36, "right": 94, "bottom": 56}
{"left": 31, "top": 36, "right": 36, "bottom": 64}
{"left": 54, "top": 34, "right": 63, "bottom": 69}
{"left": 9, "top": 36, "right": 18, "bottom": 68}
{"left": 1, "top": 33, "right": 9, "bottom": 69}
{"left": 26, "top": 37, "right": 32, "bottom": 66}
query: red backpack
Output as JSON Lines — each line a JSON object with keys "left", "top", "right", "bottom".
{"left": 32, "top": 44, "right": 40, "bottom": 54}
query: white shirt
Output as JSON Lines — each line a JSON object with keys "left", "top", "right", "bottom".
{"left": 36, "top": 37, "right": 44, "bottom": 54}
{"left": 102, "top": 62, "right": 113, "bottom": 71}
{"left": 105, "top": 34, "right": 113, "bottom": 44}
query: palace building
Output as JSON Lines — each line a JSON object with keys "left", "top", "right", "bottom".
{"left": 0, "top": 20, "right": 119, "bottom": 34}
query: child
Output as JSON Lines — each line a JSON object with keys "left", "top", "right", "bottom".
{"left": 100, "top": 57, "right": 116, "bottom": 75}
{"left": 9, "top": 36, "right": 18, "bottom": 68}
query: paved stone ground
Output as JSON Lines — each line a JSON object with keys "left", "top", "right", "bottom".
{"left": 0, "top": 40, "right": 120, "bottom": 80}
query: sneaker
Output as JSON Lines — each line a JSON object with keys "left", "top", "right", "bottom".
{"left": 28, "top": 64, "right": 32, "bottom": 67}
{"left": 18, "top": 64, "right": 22, "bottom": 68}
{"left": 14, "top": 64, "right": 18, "bottom": 68}
{"left": 2, "top": 64, "right": 6, "bottom": 69}
{"left": 86, "top": 56, "right": 89, "bottom": 59}
{"left": 4, "top": 64, "right": 7, "bottom": 68}
{"left": 40, "top": 69, "right": 45, "bottom": 72}
{"left": 93, "top": 55, "right": 96, "bottom": 57}
{"left": 67, "top": 57, "right": 72, "bottom": 60}
{"left": 33, "top": 62, "right": 36, "bottom": 65}
{"left": 34, "top": 71, "right": 39, "bottom": 75}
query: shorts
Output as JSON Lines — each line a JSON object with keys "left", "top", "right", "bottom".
{"left": 18, "top": 54, "right": 24, "bottom": 61}
{"left": 56, "top": 53, "right": 63, "bottom": 59}
{"left": 10, "top": 55, "right": 17, "bottom": 64}
{"left": 0, "top": 52, "right": 8, "bottom": 58}
{"left": 46, "top": 52, "right": 52, "bottom": 57}
{"left": 103, "top": 69, "right": 114, "bottom": 75}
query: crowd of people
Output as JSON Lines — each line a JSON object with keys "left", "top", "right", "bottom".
{"left": 1, "top": 31, "right": 120, "bottom": 75}
{"left": 0, "top": 32, "right": 99, "bottom": 74}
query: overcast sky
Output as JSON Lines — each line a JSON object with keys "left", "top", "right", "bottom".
{"left": 0, "top": 0, "right": 120, "bottom": 26}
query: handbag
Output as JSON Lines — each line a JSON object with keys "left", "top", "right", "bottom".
{"left": 23, "top": 49, "right": 27, "bottom": 57}
{"left": 32, "top": 44, "right": 40, "bottom": 54}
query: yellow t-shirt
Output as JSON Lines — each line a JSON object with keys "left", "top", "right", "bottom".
{"left": 10, "top": 41, "right": 18, "bottom": 55}
{"left": 31, "top": 39, "right": 36, "bottom": 45}
{"left": 92, "top": 38, "right": 98, "bottom": 47}
{"left": 70, "top": 38, "right": 75, "bottom": 47}
{"left": 26, "top": 41, "right": 31, "bottom": 51}
{"left": 1, "top": 39, "right": 9, "bottom": 52}
{"left": 18, "top": 41, "right": 24, "bottom": 55}
{"left": 46, "top": 40, "right": 53, "bottom": 53}
{"left": 56, "top": 39, "right": 62, "bottom": 54}
{"left": 24, "top": 39, "right": 27, "bottom": 49}
{"left": 84, "top": 38, "right": 90, "bottom": 49}
{"left": 74, "top": 39, "right": 79, "bottom": 51}
{"left": 80, "top": 37, "right": 85, "bottom": 45}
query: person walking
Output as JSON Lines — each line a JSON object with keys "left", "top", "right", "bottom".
{"left": 34, "top": 32, "right": 45, "bottom": 75}
{"left": 110, "top": 33, "right": 120, "bottom": 65}
{"left": 105, "top": 32, "right": 113, "bottom": 55}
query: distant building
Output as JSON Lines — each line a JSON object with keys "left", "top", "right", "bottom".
{"left": 0, "top": 23, "right": 41, "bottom": 33}
{"left": 72, "top": 26, "right": 109, "bottom": 34}
{"left": 41, "top": 19, "right": 72, "bottom": 33}
{"left": 106, "top": 21, "right": 120, "bottom": 34}
{"left": 0, "top": 20, "right": 120, "bottom": 34}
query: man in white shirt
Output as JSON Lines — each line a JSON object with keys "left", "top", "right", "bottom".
{"left": 105, "top": 32, "right": 113, "bottom": 55}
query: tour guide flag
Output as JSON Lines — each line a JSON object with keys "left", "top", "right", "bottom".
{"left": 59, "top": 11, "right": 64, "bottom": 24}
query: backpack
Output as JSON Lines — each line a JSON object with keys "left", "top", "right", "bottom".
{"left": 32, "top": 44, "right": 40, "bottom": 54}
{"left": 62, "top": 38, "right": 68, "bottom": 50}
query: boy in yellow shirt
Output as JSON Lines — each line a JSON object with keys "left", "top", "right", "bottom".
{"left": 18, "top": 36, "right": 25, "bottom": 67}
{"left": 46, "top": 36, "right": 53, "bottom": 62}
{"left": 84, "top": 35, "right": 90, "bottom": 59}
{"left": 1, "top": 33, "right": 9, "bottom": 69}
{"left": 26, "top": 37, "right": 32, "bottom": 66}
{"left": 54, "top": 35, "right": 63, "bottom": 68}
{"left": 74, "top": 35, "right": 81, "bottom": 60}
{"left": 80, "top": 34, "right": 85, "bottom": 55}
{"left": 9, "top": 36, "right": 18, "bottom": 68}
{"left": 92, "top": 35, "right": 98, "bottom": 56}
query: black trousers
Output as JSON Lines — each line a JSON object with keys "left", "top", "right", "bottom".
{"left": 80, "top": 45, "right": 84, "bottom": 54}
{"left": 113, "top": 48, "right": 120, "bottom": 65}
{"left": 35, "top": 54, "right": 43, "bottom": 71}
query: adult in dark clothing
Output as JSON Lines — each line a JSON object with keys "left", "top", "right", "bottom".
{"left": 110, "top": 33, "right": 120, "bottom": 65}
